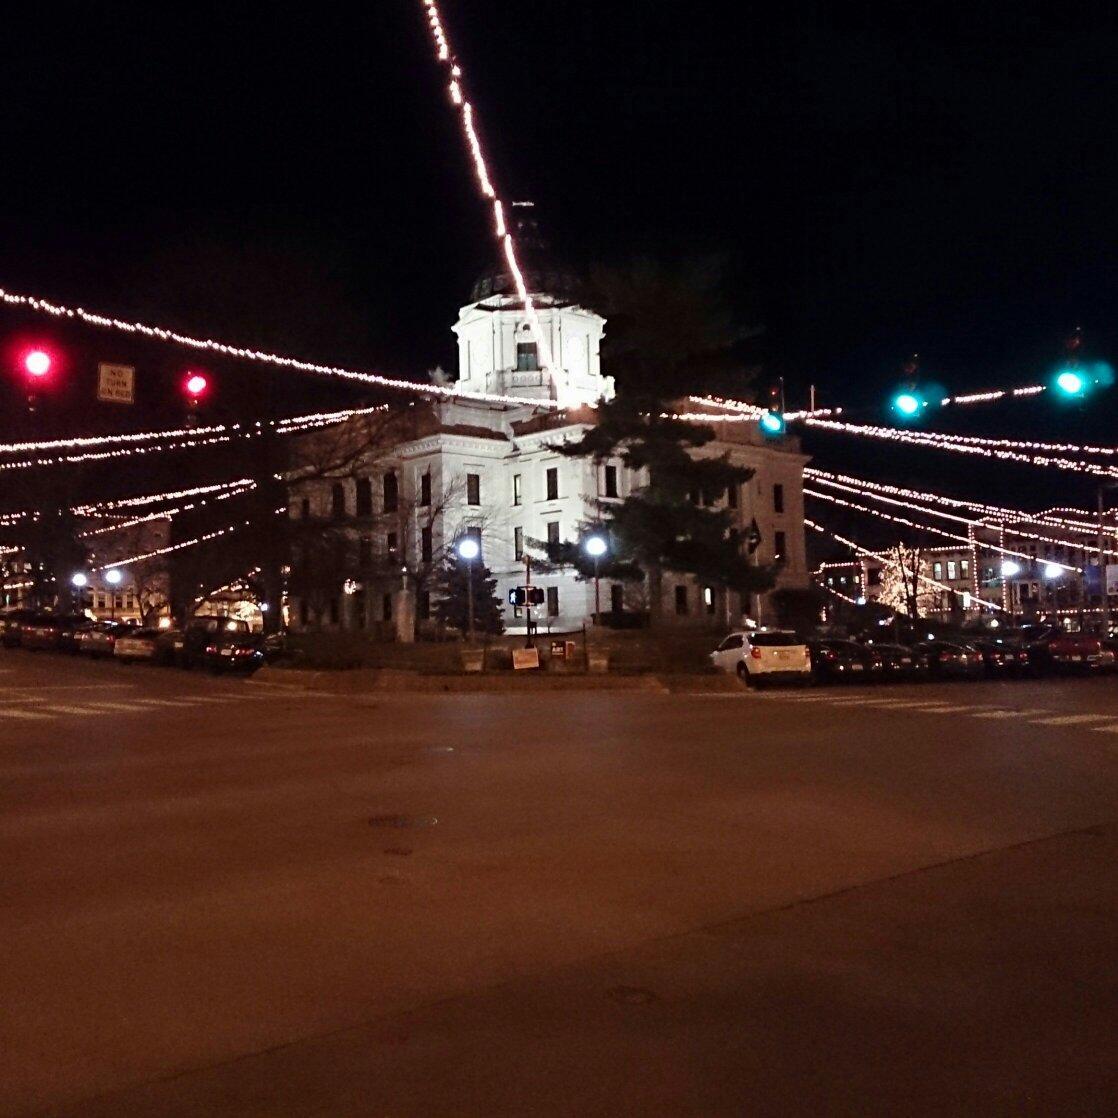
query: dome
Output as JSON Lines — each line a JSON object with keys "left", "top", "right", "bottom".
{"left": 469, "top": 203, "right": 579, "bottom": 303}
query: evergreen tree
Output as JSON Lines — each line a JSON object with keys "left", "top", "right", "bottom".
{"left": 433, "top": 553, "right": 505, "bottom": 636}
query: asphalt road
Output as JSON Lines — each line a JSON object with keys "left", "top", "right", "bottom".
{"left": 2, "top": 651, "right": 1118, "bottom": 1116}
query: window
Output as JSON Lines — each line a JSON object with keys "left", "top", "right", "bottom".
{"left": 546, "top": 586, "right": 559, "bottom": 617}
{"left": 382, "top": 593, "right": 392, "bottom": 621}
{"left": 512, "top": 474, "right": 522, "bottom": 506}
{"left": 774, "top": 531, "right": 786, "bottom": 562}
{"left": 933, "top": 562, "right": 943, "bottom": 580}
{"left": 610, "top": 584, "right": 624, "bottom": 612}
{"left": 355, "top": 478, "right": 372, "bottom": 517}
{"left": 421, "top": 525, "right": 433, "bottom": 564}
{"left": 703, "top": 586, "right": 716, "bottom": 615}
{"left": 383, "top": 472, "right": 398, "bottom": 514}
{"left": 727, "top": 483, "right": 738, "bottom": 509}
{"left": 604, "top": 465, "right": 619, "bottom": 498}
{"left": 466, "top": 473, "right": 480, "bottom": 505}
{"left": 675, "top": 586, "right": 689, "bottom": 615}
{"left": 773, "top": 484, "right": 784, "bottom": 514}
{"left": 947, "top": 561, "right": 957, "bottom": 580}
{"left": 386, "top": 532, "right": 398, "bottom": 555}
{"left": 546, "top": 467, "right": 559, "bottom": 501}
{"left": 420, "top": 472, "right": 431, "bottom": 507}
{"left": 358, "top": 537, "right": 372, "bottom": 567}
{"left": 465, "top": 526, "right": 482, "bottom": 558}
{"left": 717, "top": 634, "right": 744, "bottom": 651}
{"left": 868, "top": 568, "right": 882, "bottom": 586}
{"left": 418, "top": 591, "right": 431, "bottom": 621}
{"left": 516, "top": 341, "right": 539, "bottom": 371}
{"left": 514, "top": 526, "right": 524, "bottom": 561}
{"left": 331, "top": 483, "right": 346, "bottom": 521}
{"left": 300, "top": 497, "right": 310, "bottom": 519}
{"left": 961, "top": 559, "right": 970, "bottom": 577}
{"left": 547, "top": 521, "right": 560, "bottom": 546}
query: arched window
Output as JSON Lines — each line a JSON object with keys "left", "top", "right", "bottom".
{"left": 355, "top": 478, "right": 372, "bottom": 517}
{"left": 383, "top": 471, "right": 399, "bottom": 514}
{"left": 331, "top": 483, "right": 346, "bottom": 520}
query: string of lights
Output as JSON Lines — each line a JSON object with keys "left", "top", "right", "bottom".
{"left": 804, "top": 517, "right": 1003, "bottom": 609}
{"left": 803, "top": 486, "right": 1080, "bottom": 571}
{"left": 97, "top": 507, "right": 286, "bottom": 572}
{"left": 0, "top": 285, "right": 558, "bottom": 410}
{"left": 419, "top": 1, "right": 562, "bottom": 400}
{"left": 73, "top": 479, "right": 255, "bottom": 515}
{"left": 804, "top": 470, "right": 1108, "bottom": 561}
{"left": 79, "top": 483, "right": 257, "bottom": 538}
{"left": 802, "top": 416, "right": 1118, "bottom": 479}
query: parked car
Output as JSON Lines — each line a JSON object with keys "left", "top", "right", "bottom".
{"left": 202, "top": 633, "right": 269, "bottom": 674}
{"left": 75, "top": 620, "right": 131, "bottom": 659}
{"left": 911, "top": 639, "right": 985, "bottom": 680}
{"left": 808, "top": 638, "right": 883, "bottom": 684}
{"left": 1019, "top": 624, "right": 1116, "bottom": 674}
{"left": 172, "top": 616, "right": 251, "bottom": 668}
{"left": 971, "top": 638, "right": 1032, "bottom": 678}
{"left": 0, "top": 608, "right": 39, "bottom": 648}
{"left": 114, "top": 629, "right": 162, "bottom": 664}
{"left": 21, "top": 614, "right": 88, "bottom": 651}
{"left": 59, "top": 619, "right": 94, "bottom": 655}
{"left": 866, "top": 642, "right": 930, "bottom": 681}
{"left": 710, "top": 629, "right": 813, "bottom": 686}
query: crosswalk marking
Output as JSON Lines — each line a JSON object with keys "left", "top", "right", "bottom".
{"left": 0, "top": 707, "right": 53, "bottom": 720}
{"left": 39, "top": 704, "right": 102, "bottom": 715}
{"left": 1030, "top": 713, "right": 1112, "bottom": 726}
{"left": 130, "top": 698, "right": 200, "bottom": 708}
{"left": 81, "top": 701, "right": 143, "bottom": 713}
{"left": 969, "top": 709, "right": 1048, "bottom": 720}
{"left": 1090, "top": 723, "right": 1118, "bottom": 734}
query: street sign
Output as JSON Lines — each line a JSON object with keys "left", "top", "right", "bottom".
{"left": 97, "top": 363, "right": 135, "bottom": 404}
{"left": 512, "top": 647, "right": 540, "bottom": 670}
{"left": 746, "top": 518, "right": 762, "bottom": 555}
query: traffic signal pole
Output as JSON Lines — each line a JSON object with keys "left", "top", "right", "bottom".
{"left": 524, "top": 555, "right": 533, "bottom": 648}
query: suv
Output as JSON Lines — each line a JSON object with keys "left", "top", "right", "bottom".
{"left": 166, "top": 616, "right": 252, "bottom": 668}
{"left": 1020, "top": 624, "right": 1116, "bottom": 674}
{"left": 711, "top": 629, "right": 812, "bottom": 687}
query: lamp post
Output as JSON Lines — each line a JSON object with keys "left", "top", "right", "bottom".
{"left": 70, "top": 572, "right": 88, "bottom": 614}
{"left": 583, "top": 535, "right": 608, "bottom": 623}
{"left": 456, "top": 536, "right": 479, "bottom": 644}
{"left": 105, "top": 567, "right": 123, "bottom": 621}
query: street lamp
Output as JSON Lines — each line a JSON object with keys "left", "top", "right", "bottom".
{"left": 1043, "top": 562, "right": 1063, "bottom": 580}
{"left": 456, "top": 536, "right": 480, "bottom": 644}
{"left": 70, "top": 572, "right": 88, "bottom": 588}
{"left": 105, "top": 567, "right": 123, "bottom": 621}
{"left": 583, "top": 534, "right": 608, "bottom": 623}
{"left": 1000, "top": 560, "right": 1021, "bottom": 577}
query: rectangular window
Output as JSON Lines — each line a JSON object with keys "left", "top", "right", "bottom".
{"left": 547, "top": 521, "right": 560, "bottom": 546}
{"left": 466, "top": 473, "right": 480, "bottom": 506}
{"left": 386, "top": 532, "right": 398, "bottom": 555}
{"left": 420, "top": 472, "right": 431, "bottom": 507}
{"left": 382, "top": 593, "right": 392, "bottom": 621}
{"left": 727, "top": 484, "right": 738, "bottom": 509}
{"left": 514, "top": 526, "right": 524, "bottom": 561}
{"left": 961, "top": 559, "right": 970, "bottom": 577}
{"left": 516, "top": 341, "right": 539, "bottom": 371}
{"left": 418, "top": 591, "right": 431, "bottom": 621}
{"left": 675, "top": 585, "right": 689, "bottom": 615}
{"left": 512, "top": 474, "right": 522, "bottom": 506}
{"left": 546, "top": 467, "right": 559, "bottom": 501}
{"left": 610, "top": 584, "right": 624, "bottom": 612}
{"left": 773, "top": 484, "right": 784, "bottom": 514}
{"left": 933, "top": 562, "right": 943, "bottom": 580}
{"left": 868, "top": 568, "right": 882, "bottom": 586}
{"left": 421, "top": 525, "right": 433, "bottom": 564}
{"left": 358, "top": 537, "right": 372, "bottom": 567}
{"left": 774, "top": 531, "right": 786, "bottom": 561}
{"left": 383, "top": 472, "right": 398, "bottom": 514}
{"left": 604, "top": 465, "right": 619, "bottom": 498}
{"left": 703, "top": 586, "right": 715, "bottom": 615}
{"left": 546, "top": 586, "right": 559, "bottom": 617}
{"left": 947, "top": 561, "right": 957, "bottom": 580}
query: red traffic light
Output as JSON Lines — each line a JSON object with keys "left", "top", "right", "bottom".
{"left": 183, "top": 372, "right": 208, "bottom": 398}
{"left": 23, "top": 349, "right": 52, "bottom": 378}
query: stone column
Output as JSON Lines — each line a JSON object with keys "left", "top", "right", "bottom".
{"left": 393, "top": 588, "right": 416, "bottom": 644}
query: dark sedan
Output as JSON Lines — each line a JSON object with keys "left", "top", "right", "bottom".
{"left": 202, "top": 633, "right": 268, "bottom": 674}
{"left": 971, "top": 638, "right": 1032, "bottom": 678}
{"left": 867, "top": 642, "right": 930, "bottom": 681}
{"left": 21, "top": 614, "right": 89, "bottom": 651}
{"left": 0, "top": 608, "right": 38, "bottom": 648}
{"left": 912, "top": 640, "right": 984, "bottom": 680}
{"left": 808, "top": 639, "right": 883, "bottom": 684}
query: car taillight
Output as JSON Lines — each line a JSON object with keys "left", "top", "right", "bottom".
{"left": 969, "top": 653, "right": 982, "bottom": 663}
{"left": 205, "top": 644, "right": 218, "bottom": 654}
{"left": 750, "top": 647, "right": 763, "bottom": 659}
{"left": 1017, "top": 652, "right": 1028, "bottom": 661}
{"left": 823, "top": 650, "right": 836, "bottom": 661}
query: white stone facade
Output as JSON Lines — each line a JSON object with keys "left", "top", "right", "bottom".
{"left": 287, "top": 283, "right": 810, "bottom": 635}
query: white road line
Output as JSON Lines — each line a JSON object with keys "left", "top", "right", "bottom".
{"left": 129, "top": 698, "right": 198, "bottom": 708}
{"left": 1090, "top": 723, "right": 1118, "bottom": 734}
{"left": 0, "top": 708, "right": 54, "bottom": 720}
{"left": 38, "top": 704, "right": 101, "bottom": 715}
{"left": 968, "top": 709, "right": 1048, "bottom": 720}
{"left": 81, "top": 701, "right": 144, "bottom": 713}
{"left": 1029, "top": 713, "right": 1114, "bottom": 726}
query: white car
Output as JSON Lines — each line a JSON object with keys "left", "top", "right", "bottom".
{"left": 710, "top": 629, "right": 812, "bottom": 686}
{"left": 114, "top": 629, "right": 161, "bottom": 664}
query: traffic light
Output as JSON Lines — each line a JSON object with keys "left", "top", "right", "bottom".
{"left": 19, "top": 346, "right": 55, "bottom": 413}
{"left": 759, "top": 381, "right": 785, "bottom": 437}
{"left": 182, "top": 371, "right": 209, "bottom": 426}
{"left": 528, "top": 587, "right": 545, "bottom": 606}
{"left": 509, "top": 587, "right": 527, "bottom": 607}
{"left": 892, "top": 390, "right": 924, "bottom": 417}
{"left": 1054, "top": 368, "right": 1086, "bottom": 397}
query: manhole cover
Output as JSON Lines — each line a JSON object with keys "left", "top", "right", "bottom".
{"left": 606, "top": 986, "right": 659, "bottom": 1006}
{"left": 368, "top": 814, "right": 438, "bottom": 829}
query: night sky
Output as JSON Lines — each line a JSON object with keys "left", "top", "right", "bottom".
{"left": 3, "top": 1, "right": 1118, "bottom": 524}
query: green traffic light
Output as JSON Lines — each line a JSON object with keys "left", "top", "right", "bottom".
{"left": 1055, "top": 369, "right": 1086, "bottom": 396}
{"left": 894, "top": 392, "right": 921, "bottom": 416}
{"left": 759, "top": 410, "right": 785, "bottom": 436}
